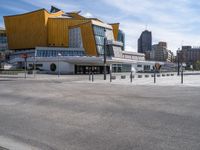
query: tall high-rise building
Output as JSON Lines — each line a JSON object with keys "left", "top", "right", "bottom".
{"left": 138, "top": 30, "right": 152, "bottom": 53}
{"left": 150, "top": 42, "right": 174, "bottom": 62}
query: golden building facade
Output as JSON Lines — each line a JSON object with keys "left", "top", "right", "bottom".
{"left": 4, "top": 6, "right": 125, "bottom": 56}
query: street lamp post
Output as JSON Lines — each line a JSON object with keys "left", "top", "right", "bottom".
{"left": 103, "top": 29, "right": 107, "bottom": 80}
{"left": 181, "top": 65, "right": 184, "bottom": 84}
{"left": 34, "top": 52, "right": 36, "bottom": 78}
{"left": 177, "top": 49, "right": 180, "bottom": 76}
{"left": 24, "top": 57, "right": 27, "bottom": 79}
{"left": 180, "top": 53, "right": 184, "bottom": 84}
{"left": 58, "top": 52, "right": 61, "bottom": 78}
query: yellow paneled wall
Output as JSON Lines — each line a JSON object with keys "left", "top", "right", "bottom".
{"left": 4, "top": 9, "right": 64, "bottom": 50}
{"left": 79, "top": 22, "right": 97, "bottom": 56}
{"left": 110, "top": 23, "right": 119, "bottom": 41}
{"left": 4, "top": 9, "right": 46, "bottom": 50}
{"left": 47, "top": 18, "right": 87, "bottom": 47}
{"left": 48, "top": 20, "right": 97, "bottom": 56}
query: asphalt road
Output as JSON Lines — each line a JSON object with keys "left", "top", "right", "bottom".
{"left": 0, "top": 79, "right": 200, "bottom": 150}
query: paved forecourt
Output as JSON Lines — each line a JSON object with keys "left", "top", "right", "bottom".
{"left": 0, "top": 77, "right": 200, "bottom": 149}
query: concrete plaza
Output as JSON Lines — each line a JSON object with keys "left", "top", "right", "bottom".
{"left": 0, "top": 74, "right": 200, "bottom": 149}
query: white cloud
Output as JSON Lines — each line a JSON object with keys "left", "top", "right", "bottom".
{"left": 83, "top": 12, "right": 93, "bottom": 18}
{"left": 102, "top": 0, "right": 200, "bottom": 53}
{"left": 2, "top": 0, "right": 200, "bottom": 53}
{"left": 20, "top": 0, "right": 79, "bottom": 12}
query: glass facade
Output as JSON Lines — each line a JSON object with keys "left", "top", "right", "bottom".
{"left": 117, "top": 30, "right": 125, "bottom": 50}
{"left": 0, "top": 32, "right": 8, "bottom": 51}
{"left": 93, "top": 25, "right": 105, "bottom": 56}
{"left": 69, "top": 27, "right": 83, "bottom": 48}
{"left": 112, "top": 64, "right": 132, "bottom": 72}
{"left": 105, "top": 29, "right": 114, "bottom": 41}
{"left": 36, "top": 49, "right": 85, "bottom": 57}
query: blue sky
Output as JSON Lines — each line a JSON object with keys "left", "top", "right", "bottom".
{"left": 1, "top": 0, "right": 200, "bottom": 53}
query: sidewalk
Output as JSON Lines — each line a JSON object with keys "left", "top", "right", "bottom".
{"left": 77, "top": 75, "right": 200, "bottom": 87}
{"left": 1, "top": 73, "right": 200, "bottom": 87}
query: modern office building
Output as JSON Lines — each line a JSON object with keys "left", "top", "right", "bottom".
{"left": 138, "top": 30, "right": 152, "bottom": 54}
{"left": 150, "top": 42, "right": 174, "bottom": 62}
{"left": 4, "top": 6, "right": 147, "bottom": 74}
{"left": 178, "top": 46, "right": 200, "bottom": 67}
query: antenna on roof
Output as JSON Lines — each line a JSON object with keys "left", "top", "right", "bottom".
{"left": 50, "top": 6, "right": 61, "bottom": 13}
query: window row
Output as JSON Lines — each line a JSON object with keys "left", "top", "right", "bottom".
{"left": 69, "top": 27, "right": 83, "bottom": 48}
{"left": 36, "top": 50, "right": 85, "bottom": 57}
{"left": 93, "top": 25, "right": 105, "bottom": 36}
{"left": 0, "top": 37, "right": 7, "bottom": 44}
{"left": 95, "top": 36, "right": 105, "bottom": 45}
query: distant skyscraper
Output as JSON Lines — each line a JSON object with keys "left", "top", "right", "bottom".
{"left": 138, "top": 30, "right": 152, "bottom": 53}
{"left": 150, "top": 42, "right": 174, "bottom": 62}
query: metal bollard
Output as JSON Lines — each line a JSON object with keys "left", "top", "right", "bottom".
{"left": 92, "top": 71, "right": 94, "bottom": 82}
{"left": 89, "top": 72, "right": 91, "bottom": 81}
{"left": 154, "top": 71, "right": 156, "bottom": 84}
{"left": 110, "top": 65, "right": 112, "bottom": 82}
{"left": 181, "top": 70, "right": 183, "bottom": 84}
{"left": 130, "top": 71, "right": 133, "bottom": 83}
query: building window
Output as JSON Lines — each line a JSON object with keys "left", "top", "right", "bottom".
{"left": 93, "top": 25, "right": 106, "bottom": 56}
{"left": 69, "top": 27, "right": 83, "bottom": 48}
{"left": 50, "top": 63, "right": 57, "bottom": 72}
{"left": 36, "top": 49, "right": 85, "bottom": 57}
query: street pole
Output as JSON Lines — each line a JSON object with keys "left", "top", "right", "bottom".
{"left": 181, "top": 67, "right": 183, "bottom": 84}
{"left": 110, "top": 64, "right": 112, "bottom": 82}
{"left": 89, "top": 67, "right": 91, "bottom": 81}
{"left": 34, "top": 51, "right": 36, "bottom": 78}
{"left": 92, "top": 66, "right": 94, "bottom": 82}
{"left": 58, "top": 53, "right": 61, "bottom": 78}
{"left": 154, "top": 68, "right": 156, "bottom": 84}
{"left": 181, "top": 57, "right": 184, "bottom": 84}
{"left": 24, "top": 57, "right": 27, "bottom": 79}
{"left": 177, "top": 50, "right": 180, "bottom": 76}
{"left": 103, "top": 32, "right": 107, "bottom": 80}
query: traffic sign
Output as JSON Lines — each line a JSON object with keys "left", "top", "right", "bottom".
{"left": 21, "top": 53, "right": 29, "bottom": 59}
{"left": 155, "top": 63, "right": 161, "bottom": 70}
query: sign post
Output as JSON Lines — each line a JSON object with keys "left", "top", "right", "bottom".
{"left": 103, "top": 36, "right": 107, "bottom": 80}
{"left": 154, "top": 63, "right": 161, "bottom": 84}
{"left": 154, "top": 67, "right": 156, "bottom": 83}
{"left": 21, "top": 53, "right": 29, "bottom": 79}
